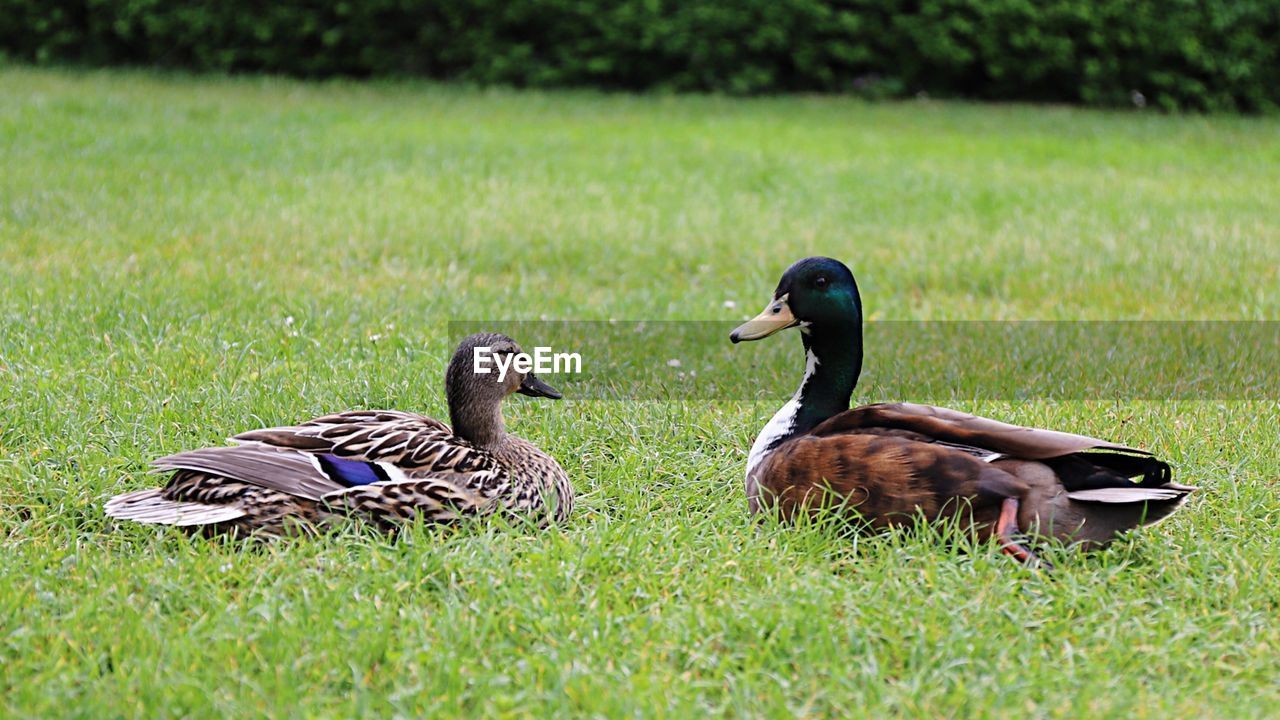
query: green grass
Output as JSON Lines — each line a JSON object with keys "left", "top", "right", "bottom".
{"left": 2, "top": 67, "right": 1279, "bottom": 717}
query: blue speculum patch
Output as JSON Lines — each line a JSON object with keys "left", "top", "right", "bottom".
{"left": 316, "top": 454, "right": 388, "bottom": 486}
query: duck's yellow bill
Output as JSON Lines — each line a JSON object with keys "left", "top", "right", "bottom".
{"left": 730, "top": 295, "right": 797, "bottom": 343}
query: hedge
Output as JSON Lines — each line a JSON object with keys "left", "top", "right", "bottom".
{"left": 2, "top": 0, "right": 1278, "bottom": 112}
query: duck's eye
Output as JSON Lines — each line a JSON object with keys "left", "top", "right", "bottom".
{"left": 814, "top": 276, "right": 828, "bottom": 289}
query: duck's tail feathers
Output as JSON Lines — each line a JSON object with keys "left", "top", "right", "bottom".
{"left": 1066, "top": 487, "right": 1191, "bottom": 503}
{"left": 1067, "top": 483, "right": 1194, "bottom": 528}
{"left": 104, "top": 488, "right": 248, "bottom": 526}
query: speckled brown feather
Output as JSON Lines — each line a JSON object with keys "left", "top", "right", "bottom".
{"left": 323, "top": 478, "right": 496, "bottom": 530}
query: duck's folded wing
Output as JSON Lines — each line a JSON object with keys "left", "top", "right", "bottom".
{"left": 235, "top": 411, "right": 490, "bottom": 469}
{"left": 151, "top": 443, "right": 344, "bottom": 500}
{"left": 233, "top": 410, "right": 504, "bottom": 488}
{"left": 809, "top": 402, "right": 1145, "bottom": 460}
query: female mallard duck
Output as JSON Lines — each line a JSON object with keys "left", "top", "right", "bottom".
{"left": 730, "top": 257, "right": 1193, "bottom": 565}
{"left": 105, "top": 333, "right": 573, "bottom": 535}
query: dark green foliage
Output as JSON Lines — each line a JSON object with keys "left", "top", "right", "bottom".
{"left": 1, "top": 0, "right": 1278, "bottom": 111}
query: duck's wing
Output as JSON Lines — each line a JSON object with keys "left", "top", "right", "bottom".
{"left": 151, "top": 442, "right": 344, "bottom": 500}
{"left": 139, "top": 410, "right": 465, "bottom": 502}
{"left": 231, "top": 409, "right": 506, "bottom": 493}
{"left": 809, "top": 402, "right": 1145, "bottom": 460}
{"left": 244, "top": 411, "right": 505, "bottom": 521}
{"left": 800, "top": 401, "right": 1193, "bottom": 518}
{"left": 234, "top": 410, "right": 498, "bottom": 474}
{"left": 233, "top": 410, "right": 449, "bottom": 461}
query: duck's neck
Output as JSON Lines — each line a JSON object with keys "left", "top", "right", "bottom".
{"left": 791, "top": 323, "right": 862, "bottom": 435}
{"left": 746, "top": 321, "right": 862, "bottom": 478}
{"left": 448, "top": 394, "right": 507, "bottom": 449}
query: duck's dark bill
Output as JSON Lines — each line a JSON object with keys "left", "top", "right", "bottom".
{"left": 730, "top": 296, "right": 798, "bottom": 343}
{"left": 518, "top": 374, "right": 563, "bottom": 399}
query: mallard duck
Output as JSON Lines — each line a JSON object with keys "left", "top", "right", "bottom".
{"left": 730, "top": 257, "right": 1193, "bottom": 564}
{"left": 105, "top": 333, "right": 573, "bottom": 535}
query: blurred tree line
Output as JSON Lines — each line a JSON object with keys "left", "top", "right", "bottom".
{"left": 2, "top": 0, "right": 1277, "bottom": 112}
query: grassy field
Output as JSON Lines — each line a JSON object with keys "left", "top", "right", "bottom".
{"left": 2, "top": 67, "right": 1278, "bottom": 717}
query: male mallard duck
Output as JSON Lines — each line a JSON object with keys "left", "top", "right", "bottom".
{"left": 105, "top": 333, "right": 573, "bottom": 535}
{"left": 730, "top": 257, "right": 1193, "bottom": 564}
